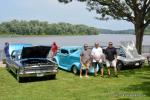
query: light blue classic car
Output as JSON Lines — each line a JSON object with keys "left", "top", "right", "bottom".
{"left": 53, "top": 46, "right": 99, "bottom": 74}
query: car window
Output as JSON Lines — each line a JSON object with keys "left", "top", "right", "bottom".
{"left": 117, "top": 48, "right": 126, "bottom": 57}
{"left": 70, "top": 49, "right": 78, "bottom": 53}
{"left": 61, "top": 49, "right": 69, "bottom": 54}
{"left": 11, "top": 50, "right": 21, "bottom": 60}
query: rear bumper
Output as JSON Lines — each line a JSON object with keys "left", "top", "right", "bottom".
{"left": 18, "top": 70, "right": 58, "bottom": 78}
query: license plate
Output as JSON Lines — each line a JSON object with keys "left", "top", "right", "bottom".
{"left": 37, "top": 73, "right": 44, "bottom": 77}
{"left": 135, "top": 63, "right": 139, "bottom": 66}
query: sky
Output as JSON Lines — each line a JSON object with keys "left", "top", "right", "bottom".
{"left": 0, "top": 0, "right": 134, "bottom": 30}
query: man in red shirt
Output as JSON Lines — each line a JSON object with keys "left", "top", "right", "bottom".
{"left": 50, "top": 42, "right": 58, "bottom": 59}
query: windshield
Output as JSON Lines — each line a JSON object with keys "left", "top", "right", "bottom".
{"left": 11, "top": 50, "right": 21, "bottom": 60}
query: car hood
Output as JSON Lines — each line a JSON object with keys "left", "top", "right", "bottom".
{"left": 21, "top": 46, "right": 50, "bottom": 59}
{"left": 120, "top": 41, "right": 145, "bottom": 59}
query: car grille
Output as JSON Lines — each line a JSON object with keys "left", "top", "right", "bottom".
{"left": 24, "top": 65, "right": 56, "bottom": 73}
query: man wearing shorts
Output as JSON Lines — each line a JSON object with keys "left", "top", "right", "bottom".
{"left": 91, "top": 43, "right": 104, "bottom": 77}
{"left": 80, "top": 44, "right": 91, "bottom": 78}
{"left": 105, "top": 42, "right": 118, "bottom": 77}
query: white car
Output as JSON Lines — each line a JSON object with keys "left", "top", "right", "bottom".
{"left": 103, "top": 41, "right": 146, "bottom": 70}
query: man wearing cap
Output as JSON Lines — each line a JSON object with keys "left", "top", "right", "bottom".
{"left": 80, "top": 44, "right": 91, "bottom": 78}
{"left": 105, "top": 42, "right": 118, "bottom": 77}
{"left": 91, "top": 42, "right": 104, "bottom": 77}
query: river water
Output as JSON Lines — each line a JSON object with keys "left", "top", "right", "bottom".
{"left": 0, "top": 34, "right": 150, "bottom": 49}
{"left": 0, "top": 34, "right": 150, "bottom": 61}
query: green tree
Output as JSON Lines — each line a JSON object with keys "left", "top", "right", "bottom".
{"left": 59, "top": 0, "right": 150, "bottom": 54}
{"left": 0, "top": 20, "right": 99, "bottom": 36}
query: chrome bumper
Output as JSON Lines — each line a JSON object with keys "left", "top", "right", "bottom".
{"left": 18, "top": 70, "right": 58, "bottom": 78}
{"left": 123, "top": 60, "right": 145, "bottom": 66}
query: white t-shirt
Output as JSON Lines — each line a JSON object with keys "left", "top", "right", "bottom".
{"left": 91, "top": 47, "right": 103, "bottom": 62}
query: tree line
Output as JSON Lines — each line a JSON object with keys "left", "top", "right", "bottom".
{"left": 0, "top": 20, "right": 99, "bottom": 35}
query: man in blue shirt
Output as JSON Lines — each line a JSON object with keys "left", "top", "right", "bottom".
{"left": 4, "top": 42, "right": 10, "bottom": 58}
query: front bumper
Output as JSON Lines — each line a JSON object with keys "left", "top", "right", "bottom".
{"left": 18, "top": 70, "right": 58, "bottom": 78}
{"left": 122, "top": 60, "right": 145, "bottom": 66}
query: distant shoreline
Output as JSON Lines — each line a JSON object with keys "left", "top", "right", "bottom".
{"left": 0, "top": 33, "right": 150, "bottom": 38}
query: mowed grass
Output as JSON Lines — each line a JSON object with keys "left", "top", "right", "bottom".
{"left": 0, "top": 66, "right": 150, "bottom": 100}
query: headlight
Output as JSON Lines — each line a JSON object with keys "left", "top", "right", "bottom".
{"left": 55, "top": 64, "right": 58, "bottom": 69}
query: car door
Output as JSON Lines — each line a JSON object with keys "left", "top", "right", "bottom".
{"left": 10, "top": 50, "right": 20, "bottom": 73}
{"left": 59, "top": 49, "right": 70, "bottom": 67}
{"left": 68, "top": 49, "right": 79, "bottom": 65}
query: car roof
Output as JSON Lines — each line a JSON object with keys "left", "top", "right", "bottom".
{"left": 60, "top": 46, "right": 82, "bottom": 50}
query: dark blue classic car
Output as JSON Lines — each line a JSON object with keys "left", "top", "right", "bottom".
{"left": 53, "top": 46, "right": 99, "bottom": 74}
{"left": 6, "top": 44, "right": 58, "bottom": 82}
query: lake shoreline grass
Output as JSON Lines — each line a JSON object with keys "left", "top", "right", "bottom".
{"left": 0, "top": 65, "right": 150, "bottom": 100}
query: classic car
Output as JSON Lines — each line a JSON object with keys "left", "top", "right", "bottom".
{"left": 53, "top": 46, "right": 99, "bottom": 74}
{"left": 114, "top": 41, "right": 145, "bottom": 70}
{"left": 6, "top": 44, "right": 58, "bottom": 82}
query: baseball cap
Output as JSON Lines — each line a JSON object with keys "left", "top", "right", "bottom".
{"left": 84, "top": 44, "right": 88, "bottom": 47}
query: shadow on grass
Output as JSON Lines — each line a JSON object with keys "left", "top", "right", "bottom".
{"left": 118, "top": 65, "right": 150, "bottom": 77}
{"left": 57, "top": 65, "right": 150, "bottom": 77}
{"left": 117, "top": 98, "right": 131, "bottom": 100}
{"left": 6, "top": 68, "right": 57, "bottom": 83}
{"left": 21, "top": 76, "right": 57, "bottom": 83}
{"left": 122, "top": 81, "right": 150, "bottom": 97}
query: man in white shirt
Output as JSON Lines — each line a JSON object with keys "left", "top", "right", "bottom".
{"left": 91, "top": 42, "right": 104, "bottom": 77}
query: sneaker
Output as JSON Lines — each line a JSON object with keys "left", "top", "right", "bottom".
{"left": 80, "top": 75, "right": 82, "bottom": 78}
{"left": 100, "top": 75, "right": 104, "bottom": 78}
{"left": 94, "top": 74, "right": 98, "bottom": 77}
{"left": 108, "top": 74, "right": 111, "bottom": 78}
{"left": 85, "top": 75, "right": 89, "bottom": 78}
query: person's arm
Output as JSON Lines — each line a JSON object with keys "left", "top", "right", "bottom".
{"left": 80, "top": 52, "right": 84, "bottom": 65}
{"left": 114, "top": 48, "right": 117, "bottom": 61}
{"left": 101, "top": 48, "right": 105, "bottom": 62}
{"left": 91, "top": 48, "right": 96, "bottom": 61}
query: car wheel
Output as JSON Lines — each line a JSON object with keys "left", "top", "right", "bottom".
{"left": 50, "top": 75, "right": 56, "bottom": 79}
{"left": 148, "top": 60, "right": 150, "bottom": 66}
{"left": 137, "top": 63, "right": 142, "bottom": 68}
{"left": 117, "top": 61, "right": 124, "bottom": 71}
{"left": 72, "top": 65, "right": 78, "bottom": 75}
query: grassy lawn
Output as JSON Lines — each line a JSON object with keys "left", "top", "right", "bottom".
{"left": 0, "top": 66, "right": 150, "bottom": 100}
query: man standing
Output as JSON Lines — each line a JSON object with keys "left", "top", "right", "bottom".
{"left": 91, "top": 42, "right": 104, "bottom": 77}
{"left": 4, "top": 42, "right": 10, "bottom": 58}
{"left": 105, "top": 42, "right": 118, "bottom": 77}
{"left": 80, "top": 44, "right": 91, "bottom": 78}
{"left": 50, "top": 42, "right": 58, "bottom": 59}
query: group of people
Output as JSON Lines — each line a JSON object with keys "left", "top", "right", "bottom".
{"left": 80, "top": 42, "right": 118, "bottom": 78}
